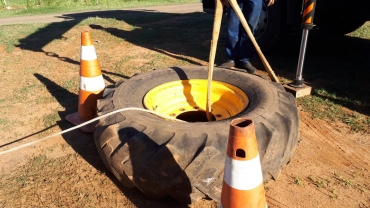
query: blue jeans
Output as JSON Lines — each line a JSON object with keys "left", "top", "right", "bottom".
{"left": 226, "top": 0, "right": 262, "bottom": 63}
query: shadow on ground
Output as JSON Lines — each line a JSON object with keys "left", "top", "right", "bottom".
{"left": 33, "top": 73, "right": 190, "bottom": 207}
{"left": 16, "top": 10, "right": 370, "bottom": 116}
{"left": 264, "top": 29, "right": 370, "bottom": 116}
{"left": 16, "top": 10, "right": 218, "bottom": 67}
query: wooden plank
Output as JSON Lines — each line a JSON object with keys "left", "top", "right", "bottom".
{"left": 283, "top": 84, "right": 312, "bottom": 98}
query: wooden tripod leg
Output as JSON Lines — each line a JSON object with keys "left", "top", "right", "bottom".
{"left": 228, "top": 0, "right": 280, "bottom": 83}
{"left": 206, "top": 0, "right": 224, "bottom": 121}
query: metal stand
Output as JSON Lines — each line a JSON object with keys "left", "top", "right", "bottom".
{"left": 284, "top": 0, "right": 317, "bottom": 97}
{"left": 290, "top": 29, "right": 309, "bottom": 88}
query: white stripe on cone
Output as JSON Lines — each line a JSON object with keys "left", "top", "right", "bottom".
{"left": 81, "top": 45, "right": 98, "bottom": 60}
{"left": 80, "top": 75, "right": 105, "bottom": 92}
{"left": 223, "top": 155, "right": 263, "bottom": 190}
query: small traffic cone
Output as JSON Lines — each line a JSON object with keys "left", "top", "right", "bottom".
{"left": 65, "top": 31, "right": 105, "bottom": 133}
{"left": 220, "top": 118, "right": 267, "bottom": 208}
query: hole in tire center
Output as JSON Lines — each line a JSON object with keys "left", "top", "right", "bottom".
{"left": 176, "top": 111, "right": 215, "bottom": 122}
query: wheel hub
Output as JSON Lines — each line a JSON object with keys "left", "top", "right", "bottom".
{"left": 255, "top": 2, "right": 268, "bottom": 39}
{"left": 143, "top": 79, "right": 249, "bottom": 122}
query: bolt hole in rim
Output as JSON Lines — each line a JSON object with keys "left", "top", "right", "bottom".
{"left": 143, "top": 79, "right": 249, "bottom": 122}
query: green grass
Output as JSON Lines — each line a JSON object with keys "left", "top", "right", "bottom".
{"left": 297, "top": 88, "right": 369, "bottom": 132}
{"left": 0, "top": 117, "right": 21, "bottom": 131}
{"left": 0, "top": 24, "right": 41, "bottom": 51}
{"left": 344, "top": 179, "right": 352, "bottom": 186}
{"left": 63, "top": 78, "right": 78, "bottom": 92}
{"left": 294, "top": 176, "right": 302, "bottom": 186}
{"left": 1, "top": 154, "right": 49, "bottom": 191}
{"left": 348, "top": 22, "right": 370, "bottom": 38}
{"left": 0, "top": 0, "right": 198, "bottom": 18}
{"left": 42, "top": 112, "right": 60, "bottom": 128}
{"left": 0, "top": 118, "right": 11, "bottom": 130}
{"left": 0, "top": 153, "right": 114, "bottom": 207}
{"left": 267, "top": 22, "right": 370, "bottom": 134}
{"left": 331, "top": 189, "right": 338, "bottom": 199}
{"left": 32, "top": 154, "right": 48, "bottom": 166}
{"left": 10, "top": 84, "right": 44, "bottom": 101}
{"left": 308, "top": 176, "right": 325, "bottom": 188}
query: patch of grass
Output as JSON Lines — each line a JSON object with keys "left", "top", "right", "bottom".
{"left": 113, "top": 57, "right": 131, "bottom": 76}
{"left": 334, "top": 172, "right": 354, "bottom": 187}
{"left": 316, "top": 180, "right": 325, "bottom": 188}
{"left": 63, "top": 78, "right": 78, "bottom": 92}
{"left": 331, "top": 189, "right": 338, "bottom": 199}
{"left": 352, "top": 172, "right": 359, "bottom": 178}
{"left": 35, "top": 96, "right": 57, "bottom": 104}
{"left": 294, "top": 176, "right": 302, "bottom": 186}
{"left": 0, "top": 0, "right": 198, "bottom": 18}
{"left": 32, "top": 154, "right": 48, "bottom": 165}
{"left": 0, "top": 118, "right": 11, "bottom": 130}
{"left": 6, "top": 44, "right": 15, "bottom": 52}
{"left": 334, "top": 172, "right": 343, "bottom": 180}
{"left": 0, "top": 118, "right": 10, "bottom": 125}
{"left": 308, "top": 176, "right": 325, "bottom": 188}
{"left": 297, "top": 88, "right": 370, "bottom": 132}
{"left": 15, "top": 175, "right": 27, "bottom": 184}
{"left": 344, "top": 179, "right": 352, "bottom": 186}
{"left": 44, "top": 144, "right": 59, "bottom": 153}
{"left": 348, "top": 22, "right": 370, "bottom": 38}
{"left": 0, "top": 24, "right": 41, "bottom": 52}
{"left": 61, "top": 143, "right": 69, "bottom": 151}
{"left": 42, "top": 112, "right": 59, "bottom": 128}
{"left": 3, "top": 155, "right": 49, "bottom": 191}
{"left": 0, "top": 153, "right": 111, "bottom": 207}
{"left": 11, "top": 84, "right": 44, "bottom": 101}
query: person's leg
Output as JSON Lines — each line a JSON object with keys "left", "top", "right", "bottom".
{"left": 225, "top": 1, "right": 244, "bottom": 62}
{"left": 239, "top": 0, "right": 262, "bottom": 64}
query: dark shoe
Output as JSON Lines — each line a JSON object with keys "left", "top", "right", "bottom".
{"left": 236, "top": 61, "right": 257, "bottom": 74}
{"left": 220, "top": 60, "right": 235, "bottom": 68}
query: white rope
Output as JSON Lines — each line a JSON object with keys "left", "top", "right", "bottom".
{"left": 0, "top": 107, "right": 185, "bottom": 155}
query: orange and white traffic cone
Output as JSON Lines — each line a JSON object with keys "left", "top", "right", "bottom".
{"left": 220, "top": 118, "right": 267, "bottom": 208}
{"left": 65, "top": 31, "right": 105, "bottom": 133}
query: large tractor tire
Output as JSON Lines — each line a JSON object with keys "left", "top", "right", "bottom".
{"left": 94, "top": 66, "right": 299, "bottom": 204}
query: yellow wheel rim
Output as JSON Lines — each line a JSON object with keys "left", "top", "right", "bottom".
{"left": 143, "top": 79, "right": 249, "bottom": 122}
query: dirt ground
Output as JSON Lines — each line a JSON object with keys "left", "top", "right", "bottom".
{"left": 0, "top": 4, "right": 370, "bottom": 208}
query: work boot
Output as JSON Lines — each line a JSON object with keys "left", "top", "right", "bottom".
{"left": 237, "top": 61, "right": 257, "bottom": 74}
{"left": 220, "top": 60, "right": 235, "bottom": 68}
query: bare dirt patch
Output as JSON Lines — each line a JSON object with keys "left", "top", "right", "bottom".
{"left": 265, "top": 111, "right": 370, "bottom": 207}
{"left": 0, "top": 8, "right": 369, "bottom": 208}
